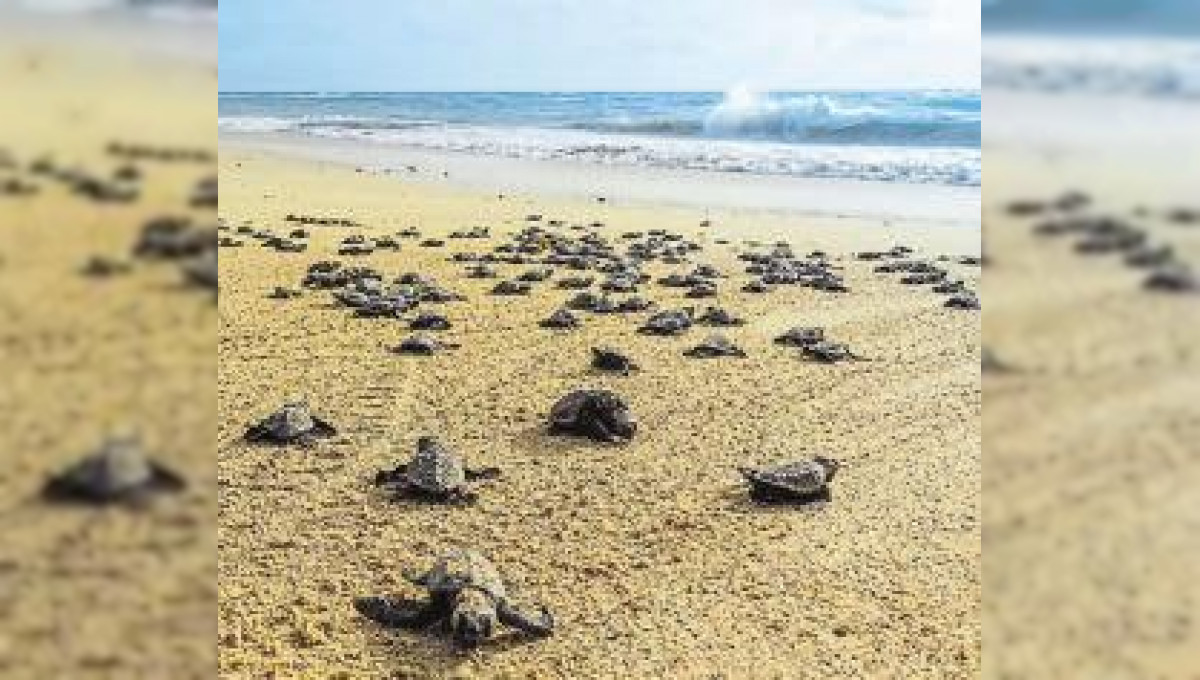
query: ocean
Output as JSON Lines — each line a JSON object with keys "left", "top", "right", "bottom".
{"left": 218, "top": 90, "right": 981, "bottom": 187}
{"left": 984, "top": 0, "right": 1200, "bottom": 100}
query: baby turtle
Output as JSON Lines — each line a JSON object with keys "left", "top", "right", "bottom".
{"left": 374, "top": 437, "right": 500, "bottom": 505}
{"left": 548, "top": 389, "right": 637, "bottom": 443}
{"left": 410, "top": 313, "right": 452, "bottom": 331}
{"left": 355, "top": 549, "right": 554, "bottom": 648}
{"left": 42, "top": 435, "right": 185, "bottom": 506}
{"left": 392, "top": 334, "right": 461, "bottom": 355}
{"left": 540, "top": 308, "right": 581, "bottom": 330}
{"left": 491, "top": 280, "right": 532, "bottom": 296}
{"left": 738, "top": 457, "right": 840, "bottom": 505}
{"left": 684, "top": 334, "right": 747, "bottom": 358}
{"left": 591, "top": 347, "right": 639, "bottom": 375}
{"left": 695, "top": 307, "right": 745, "bottom": 327}
{"left": 773, "top": 326, "right": 825, "bottom": 348}
{"left": 638, "top": 308, "right": 693, "bottom": 336}
{"left": 1143, "top": 267, "right": 1198, "bottom": 294}
{"left": 244, "top": 400, "right": 338, "bottom": 446}
{"left": 800, "top": 341, "right": 866, "bottom": 364}
{"left": 944, "top": 293, "right": 981, "bottom": 310}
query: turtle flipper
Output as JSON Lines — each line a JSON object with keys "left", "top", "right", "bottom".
{"left": 374, "top": 464, "right": 410, "bottom": 486}
{"left": 243, "top": 424, "right": 268, "bottom": 443}
{"left": 147, "top": 463, "right": 188, "bottom": 493}
{"left": 311, "top": 417, "right": 338, "bottom": 438}
{"left": 402, "top": 568, "right": 431, "bottom": 588}
{"left": 582, "top": 415, "right": 616, "bottom": 444}
{"left": 497, "top": 600, "right": 554, "bottom": 638}
{"left": 464, "top": 466, "right": 501, "bottom": 482}
{"left": 354, "top": 595, "right": 439, "bottom": 629}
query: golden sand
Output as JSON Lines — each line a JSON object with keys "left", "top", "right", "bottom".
{"left": 218, "top": 148, "right": 980, "bottom": 678}
{"left": 983, "top": 145, "right": 1200, "bottom": 679}
{"left": 0, "top": 33, "right": 216, "bottom": 678}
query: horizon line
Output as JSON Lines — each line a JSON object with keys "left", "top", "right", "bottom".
{"left": 218, "top": 87, "right": 982, "bottom": 95}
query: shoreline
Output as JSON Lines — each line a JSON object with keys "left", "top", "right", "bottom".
{"left": 220, "top": 130, "right": 982, "bottom": 227}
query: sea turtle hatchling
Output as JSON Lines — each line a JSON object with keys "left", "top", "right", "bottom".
{"left": 41, "top": 434, "right": 185, "bottom": 505}
{"left": 354, "top": 549, "right": 554, "bottom": 648}
{"left": 374, "top": 437, "right": 500, "bottom": 504}
{"left": 684, "top": 335, "right": 747, "bottom": 358}
{"left": 244, "top": 400, "right": 338, "bottom": 446}
{"left": 548, "top": 389, "right": 637, "bottom": 443}
{"left": 738, "top": 457, "right": 840, "bottom": 505}
{"left": 695, "top": 307, "right": 745, "bottom": 327}
{"left": 773, "top": 326, "right": 825, "bottom": 348}
{"left": 638, "top": 308, "right": 694, "bottom": 336}
{"left": 409, "top": 313, "right": 452, "bottom": 331}
{"left": 591, "top": 347, "right": 639, "bottom": 375}
{"left": 540, "top": 308, "right": 581, "bottom": 330}
{"left": 800, "top": 341, "right": 866, "bottom": 364}
{"left": 391, "top": 334, "right": 462, "bottom": 355}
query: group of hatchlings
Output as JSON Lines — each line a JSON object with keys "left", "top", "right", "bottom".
{"left": 38, "top": 384, "right": 841, "bottom": 650}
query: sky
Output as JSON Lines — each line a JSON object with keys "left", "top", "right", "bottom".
{"left": 219, "top": 0, "right": 980, "bottom": 92}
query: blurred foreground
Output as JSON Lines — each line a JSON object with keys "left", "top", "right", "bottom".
{"left": 0, "top": 4, "right": 216, "bottom": 678}
{"left": 985, "top": 2, "right": 1200, "bottom": 678}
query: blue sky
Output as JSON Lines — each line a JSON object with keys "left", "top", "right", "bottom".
{"left": 219, "top": 0, "right": 980, "bottom": 91}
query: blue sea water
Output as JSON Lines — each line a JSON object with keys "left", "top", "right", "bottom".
{"left": 218, "top": 90, "right": 981, "bottom": 187}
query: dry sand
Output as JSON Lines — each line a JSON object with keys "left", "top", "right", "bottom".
{"left": 218, "top": 147, "right": 981, "bottom": 678}
{"left": 0, "top": 20, "right": 216, "bottom": 679}
{"left": 983, "top": 92, "right": 1200, "bottom": 679}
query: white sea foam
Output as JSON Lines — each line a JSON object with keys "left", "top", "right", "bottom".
{"left": 219, "top": 117, "right": 979, "bottom": 186}
{"left": 984, "top": 36, "right": 1200, "bottom": 98}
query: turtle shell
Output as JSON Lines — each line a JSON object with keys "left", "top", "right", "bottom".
{"left": 591, "top": 348, "right": 636, "bottom": 372}
{"left": 639, "top": 310, "right": 691, "bottom": 335}
{"left": 548, "top": 389, "right": 636, "bottom": 441}
{"left": 395, "top": 335, "right": 442, "bottom": 355}
{"left": 742, "top": 459, "right": 836, "bottom": 496}
{"left": 541, "top": 309, "right": 579, "bottom": 329}
{"left": 549, "top": 389, "right": 615, "bottom": 426}
{"left": 246, "top": 401, "right": 336, "bottom": 443}
{"left": 774, "top": 326, "right": 825, "bottom": 347}
{"left": 262, "top": 402, "right": 317, "bottom": 439}
{"left": 423, "top": 549, "right": 507, "bottom": 600}
{"left": 405, "top": 437, "right": 467, "bottom": 493}
{"left": 801, "top": 341, "right": 857, "bottom": 363}
{"left": 43, "top": 437, "right": 184, "bottom": 503}
{"left": 684, "top": 335, "right": 746, "bottom": 358}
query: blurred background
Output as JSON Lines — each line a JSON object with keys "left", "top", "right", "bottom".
{"left": 0, "top": 0, "right": 215, "bottom": 678}
{"left": 984, "top": 1, "right": 1199, "bottom": 678}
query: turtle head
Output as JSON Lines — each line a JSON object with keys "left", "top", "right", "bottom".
{"left": 815, "top": 456, "right": 840, "bottom": 481}
{"left": 416, "top": 436, "right": 439, "bottom": 452}
{"left": 595, "top": 395, "right": 636, "bottom": 441}
{"left": 450, "top": 589, "right": 496, "bottom": 648}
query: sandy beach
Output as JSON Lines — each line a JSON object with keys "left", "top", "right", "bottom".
{"left": 0, "top": 10, "right": 216, "bottom": 679}
{"left": 983, "top": 89, "right": 1200, "bottom": 679}
{"left": 217, "top": 141, "right": 981, "bottom": 678}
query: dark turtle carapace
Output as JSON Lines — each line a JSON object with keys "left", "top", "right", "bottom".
{"left": 42, "top": 435, "right": 185, "bottom": 506}
{"left": 548, "top": 389, "right": 637, "bottom": 443}
{"left": 373, "top": 437, "right": 500, "bottom": 504}
{"left": 591, "top": 347, "right": 639, "bottom": 375}
{"left": 738, "top": 457, "right": 840, "bottom": 506}
{"left": 244, "top": 400, "right": 338, "bottom": 446}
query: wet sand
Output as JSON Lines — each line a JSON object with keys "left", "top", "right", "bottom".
{"left": 0, "top": 19, "right": 216, "bottom": 679}
{"left": 218, "top": 146, "right": 980, "bottom": 678}
{"left": 984, "top": 91, "right": 1200, "bottom": 679}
